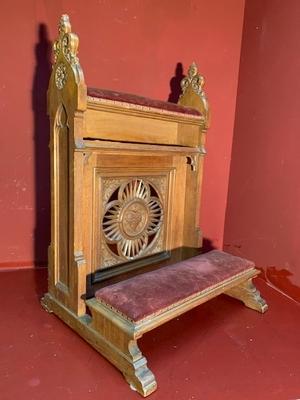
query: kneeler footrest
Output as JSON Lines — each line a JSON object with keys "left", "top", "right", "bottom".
{"left": 42, "top": 251, "right": 268, "bottom": 397}
{"left": 83, "top": 250, "right": 268, "bottom": 396}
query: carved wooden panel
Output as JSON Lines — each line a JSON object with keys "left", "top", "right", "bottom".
{"left": 103, "top": 178, "right": 163, "bottom": 258}
{"left": 93, "top": 169, "right": 173, "bottom": 271}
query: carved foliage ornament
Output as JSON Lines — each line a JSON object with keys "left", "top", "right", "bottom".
{"left": 55, "top": 63, "right": 68, "bottom": 89}
{"left": 180, "top": 62, "right": 204, "bottom": 96}
{"left": 179, "top": 62, "right": 210, "bottom": 128}
{"left": 102, "top": 179, "right": 163, "bottom": 260}
{"left": 53, "top": 14, "right": 81, "bottom": 89}
{"left": 53, "top": 14, "right": 79, "bottom": 65}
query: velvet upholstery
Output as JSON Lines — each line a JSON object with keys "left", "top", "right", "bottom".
{"left": 95, "top": 250, "right": 255, "bottom": 322}
{"left": 87, "top": 87, "right": 201, "bottom": 116}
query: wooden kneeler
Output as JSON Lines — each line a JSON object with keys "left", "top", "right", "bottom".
{"left": 41, "top": 15, "right": 268, "bottom": 397}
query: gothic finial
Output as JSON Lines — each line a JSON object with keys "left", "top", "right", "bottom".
{"left": 58, "top": 14, "right": 71, "bottom": 35}
{"left": 180, "top": 62, "right": 205, "bottom": 97}
{"left": 188, "top": 62, "right": 198, "bottom": 78}
{"left": 178, "top": 62, "right": 210, "bottom": 129}
{"left": 52, "top": 15, "right": 84, "bottom": 89}
{"left": 53, "top": 14, "right": 79, "bottom": 66}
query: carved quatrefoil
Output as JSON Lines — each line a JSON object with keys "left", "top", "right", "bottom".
{"left": 102, "top": 179, "right": 163, "bottom": 260}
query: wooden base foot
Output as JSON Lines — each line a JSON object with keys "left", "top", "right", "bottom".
{"left": 86, "top": 298, "right": 157, "bottom": 397}
{"left": 224, "top": 279, "right": 268, "bottom": 313}
{"left": 41, "top": 296, "right": 54, "bottom": 313}
{"left": 41, "top": 293, "right": 157, "bottom": 397}
{"left": 123, "top": 341, "right": 157, "bottom": 396}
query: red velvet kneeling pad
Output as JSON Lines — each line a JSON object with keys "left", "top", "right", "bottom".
{"left": 95, "top": 250, "right": 255, "bottom": 322}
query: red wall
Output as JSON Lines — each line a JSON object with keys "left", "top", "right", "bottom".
{"left": 224, "top": 0, "right": 300, "bottom": 302}
{"left": 0, "top": 0, "right": 245, "bottom": 267}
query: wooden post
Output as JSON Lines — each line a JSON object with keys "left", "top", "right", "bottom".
{"left": 43, "top": 15, "right": 87, "bottom": 316}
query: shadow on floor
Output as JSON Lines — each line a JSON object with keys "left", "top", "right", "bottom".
{"left": 264, "top": 266, "right": 300, "bottom": 303}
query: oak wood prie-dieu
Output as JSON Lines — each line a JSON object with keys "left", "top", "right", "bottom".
{"left": 41, "top": 15, "right": 268, "bottom": 397}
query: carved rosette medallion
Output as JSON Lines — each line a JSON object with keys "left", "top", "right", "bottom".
{"left": 121, "top": 201, "right": 148, "bottom": 237}
{"left": 55, "top": 63, "right": 68, "bottom": 89}
{"left": 102, "top": 179, "right": 163, "bottom": 260}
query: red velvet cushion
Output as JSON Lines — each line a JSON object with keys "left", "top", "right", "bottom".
{"left": 87, "top": 87, "right": 201, "bottom": 117}
{"left": 95, "top": 250, "right": 255, "bottom": 322}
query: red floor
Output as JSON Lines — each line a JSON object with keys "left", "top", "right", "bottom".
{"left": 1, "top": 269, "right": 300, "bottom": 400}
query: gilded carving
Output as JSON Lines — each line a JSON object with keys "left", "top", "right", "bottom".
{"left": 150, "top": 227, "right": 165, "bottom": 255}
{"left": 122, "top": 202, "right": 149, "bottom": 237}
{"left": 100, "top": 243, "right": 119, "bottom": 268}
{"left": 53, "top": 14, "right": 79, "bottom": 66}
{"left": 102, "top": 179, "right": 164, "bottom": 261}
{"left": 53, "top": 40, "right": 61, "bottom": 64}
{"left": 101, "top": 175, "right": 166, "bottom": 205}
{"left": 62, "top": 33, "right": 79, "bottom": 65}
{"left": 55, "top": 63, "right": 68, "bottom": 89}
{"left": 181, "top": 62, "right": 204, "bottom": 96}
{"left": 146, "top": 176, "right": 166, "bottom": 201}
{"left": 179, "top": 62, "right": 209, "bottom": 129}
{"left": 101, "top": 178, "right": 124, "bottom": 204}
